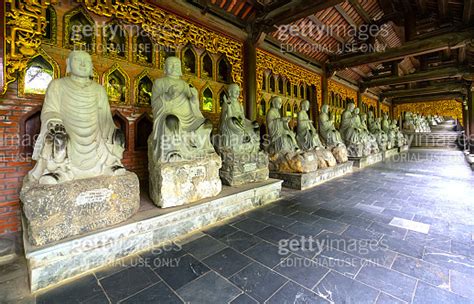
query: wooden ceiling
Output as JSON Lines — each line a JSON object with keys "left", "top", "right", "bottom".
{"left": 186, "top": 0, "right": 474, "bottom": 104}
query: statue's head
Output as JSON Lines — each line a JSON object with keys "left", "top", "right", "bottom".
{"left": 347, "top": 102, "right": 355, "bottom": 111}
{"left": 270, "top": 96, "right": 282, "bottom": 109}
{"left": 322, "top": 104, "right": 329, "bottom": 114}
{"left": 302, "top": 100, "right": 310, "bottom": 111}
{"left": 164, "top": 56, "right": 182, "bottom": 77}
{"left": 368, "top": 111, "right": 374, "bottom": 118}
{"left": 228, "top": 83, "right": 240, "bottom": 99}
{"left": 392, "top": 119, "right": 397, "bottom": 124}
{"left": 354, "top": 107, "right": 360, "bottom": 115}
{"left": 361, "top": 113, "right": 367, "bottom": 121}
{"left": 67, "top": 50, "right": 93, "bottom": 78}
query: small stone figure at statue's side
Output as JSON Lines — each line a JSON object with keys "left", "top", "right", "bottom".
{"left": 296, "top": 100, "right": 337, "bottom": 168}
{"left": 148, "top": 56, "right": 221, "bottom": 207}
{"left": 216, "top": 84, "right": 268, "bottom": 186}
{"left": 20, "top": 50, "right": 139, "bottom": 246}
{"left": 318, "top": 104, "right": 348, "bottom": 163}
{"left": 265, "top": 96, "right": 318, "bottom": 173}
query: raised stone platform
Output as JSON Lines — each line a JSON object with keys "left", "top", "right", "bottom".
{"left": 383, "top": 148, "right": 399, "bottom": 160}
{"left": 348, "top": 152, "right": 383, "bottom": 169}
{"left": 269, "top": 161, "right": 353, "bottom": 190}
{"left": 399, "top": 145, "right": 409, "bottom": 153}
{"left": 219, "top": 150, "right": 269, "bottom": 186}
{"left": 23, "top": 179, "right": 282, "bottom": 292}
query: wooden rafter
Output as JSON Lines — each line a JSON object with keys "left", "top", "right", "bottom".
{"left": 381, "top": 82, "right": 468, "bottom": 98}
{"left": 392, "top": 92, "right": 464, "bottom": 104}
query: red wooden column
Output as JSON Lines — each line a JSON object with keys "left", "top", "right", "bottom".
{"left": 244, "top": 38, "right": 257, "bottom": 121}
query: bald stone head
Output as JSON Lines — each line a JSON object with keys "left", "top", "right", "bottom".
{"left": 67, "top": 50, "right": 93, "bottom": 78}
{"left": 164, "top": 56, "right": 183, "bottom": 77}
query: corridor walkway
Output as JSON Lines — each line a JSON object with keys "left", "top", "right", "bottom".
{"left": 25, "top": 150, "right": 474, "bottom": 303}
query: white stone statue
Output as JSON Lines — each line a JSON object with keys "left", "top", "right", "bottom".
{"left": 266, "top": 96, "right": 298, "bottom": 155}
{"left": 370, "top": 117, "right": 389, "bottom": 151}
{"left": 148, "top": 56, "right": 221, "bottom": 207}
{"left": 296, "top": 100, "right": 337, "bottom": 168}
{"left": 382, "top": 113, "right": 396, "bottom": 149}
{"left": 391, "top": 119, "right": 407, "bottom": 147}
{"left": 149, "top": 56, "right": 215, "bottom": 162}
{"left": 318, "top": 104, "right": 348, "bottom": 163}
{"left": 27, "top": 50, "right": 125, "bottom": 185}
{"left": 339, "top": 103, "right": 368, "bottom": 157}
{"left": 403, "top": 112, "right": 416, "bottom": 132}
{"left": 218, "top": 83, "right": 260, "bottom": 153}
{"left": 353, "top": 108, "right": 379, "bottom": 154}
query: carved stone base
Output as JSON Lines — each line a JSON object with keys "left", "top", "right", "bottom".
{"left": 270, "top": 161, "right": 353, "bottom": 190}
{"left": 149, "top": 154, "right": 222, "bottom": 208}
{"left": 219, "top": 150, "right": 269, "bottom": 186}
{"left": 268, "top": 150, "right": 319, "bottom": 173}
{"left": 20, "top": 172, "right": 140, "bottom": 247}
{"left": 348, "top": 152, "right": 383, "bottom": 169}
{"left": 383, "top": 148, "right": 399, "bottom": 160}
{"left": 24, "top": 179, "right": 282, "bottom": 292}
{"left": 330, "top": 145, "right": 349, "bottom": 164}
{"left": 399, "top": 145, "right": 409, "bottom": 152}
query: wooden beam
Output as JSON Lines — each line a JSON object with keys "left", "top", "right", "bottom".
{"left": 335, "top": 4, "right": 357, "bottom": 26}
{"left": 392, "top": 93, "right": 464, "bottom": 104}
{"left": 260, "top": 0, "right": 345, "bottom": 30}
{"left": 328, "top": 30, "right": 474, "bottom": 70}
{"left": 348, "top": 0, "right": 371, "bottom": 23}
{"left": 363, "top": 66, "right": 468, "bottom": 88}
{"left": 464, "top": 0, "right": 474, "bottom": 24}
{"left": 306, "top": 15, "right": 345, "bottom": 44}
{"left": 381, "top": 82, "right": 467, "bottom": 98}
{"left": 187, "top": 0, "right": 247, "bottom": 28}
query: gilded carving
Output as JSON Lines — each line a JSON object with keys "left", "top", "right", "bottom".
{"left": 256, "top": 49, "right": 322, "bottom": 108}
{"left": 393, "top": 100, "right": 463, "bottom": 121}
{"left": 103, "top": 63, "right": 130, "bottom": 105}
{"left": 328, "top": 80, "right": 358, "bottom": 105}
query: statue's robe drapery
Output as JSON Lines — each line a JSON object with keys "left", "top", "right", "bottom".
{"left": 266, "top": 108, "right": 297, "bottom": 154}
{"left": 297, "top": 111, "right": 323, "bottom": 150}
{"left": 150, "top": 76, "right": 210, "bottom": 161}
{"left": 319, "top": 112, "right": 342, "bottom": 146}
{"left": 30, "top": 78, "right": 120, "bottom": 180}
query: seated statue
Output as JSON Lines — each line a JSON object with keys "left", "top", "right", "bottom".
{"left": 149, "top": 56, "right": 215, "bottom": 162}
{"left": 339, "top": 103, "right": 368, "bottom": 157}
{"left": 382, "top": 113, "right": 395, "bottom": 149}
{"left": 370, "top": 117, "right": 389, "bottom": 151}
{"left": 218, "top": 83, "right": 260, "bottom": 154}
{"left": 28, "top": 50, "right": 125, "bottom": 185}
{"left": 265, "top": 96, "right": 318, "bottom": 173}
{"left": 21, "top": 50, "right": 139, "bottom": 246}
{"left": 148, "top": 56, "right": 221, "bottom": 207}
{"left": 296, "top": 100, "right": 337, "bottom": 168}
{"left": 216, "top": 84, "right": 268, "bottom": 186}
{"left": 403, "top": 112, "right": 415, "bottom": 132}
{"left": 318, "top": 104, "right": 348, "bottom": 164}
{"left": 353, "top": 108, "right": 379, "bottom": 154}
{"left": 266, "top": 96, "right": 298, "bottom": 155}
{"left": 391, "top": 119, "right": 407, "bottom": 147}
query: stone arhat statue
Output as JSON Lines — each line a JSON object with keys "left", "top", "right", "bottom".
{"left": 149, "top": 56, "right": 215, "bottom": 162}
{"left": 266, "top": 96, "right": 298, "bottom": 155}
{"left": 218, "top": 83, "right": 260, "bottom": 153}
{"left": 318, "top": 104, "right": 348, "bottom": 163}
{"left": 27, "top": 50, "right": 125, "bottom": 185}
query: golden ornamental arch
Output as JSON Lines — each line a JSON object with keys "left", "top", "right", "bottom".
{"left": 2, "top": 0, "right": 243, "bottom": 94}
{"left": 256, "top": 49, "right": 322, "bottom": 109}
{"left": 328, "top": 80, "right": 358, "bottom": 106}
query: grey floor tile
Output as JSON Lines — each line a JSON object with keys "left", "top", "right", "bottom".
{"left": 176, "top": 271, "right": 242, "bottom": 304}
{"left": 220, "top": 230, "right": 260, "bottom": 252}
{"left": 120, "top": 281, "right": 183, "bottom": 304}
{"left": 450, "top": 270, "right": 474, "bottom": 300}
{"left": 181, "top": 235, "right": 227, "bottom": 260}
{"left": 356, "top": 263, "right": 417, "bottom": 302}
{"left": 391, "top": 254, "right": 449, "bottom": 288}
{"left": 274, "top": 254, "right": 329, "bottom": 289}
{"left": 314, "top": 271, "right": 379, "bottom": 303}
{"left": 203, "top": 247, "right": 252, "bottom": 278}
{"left": 286, "top": 222, "right": 323, "bottom": 237}
{"left": 314, "top": 248, "right": 364, "bottom": 278}
{"left": 154, "top": 254, "right": 209, "bottom": 290}
{"left": 243, "top": 241, "right": 290, "bottom": 268}
{"left": 423, "top": 246, "right": 474, "bottom": 276}
{"left": 413, "top": 281, "right": 473, "bottom": 304}
{"left": 230, "top": 293, "right": 258, "bottom": 304}
{"left": 375, "top": 292, "right": 407, "bottom": 304}
{"left": 381, "top": 235, "right": 425, "bottom": 258}
{"left": 100, "top": 266, "right": 160, "bottom": 303}
{"left": 254, "top": 226, "right": 294, "bottom": 244}
{"left": 229, "top": 262, "right": 287, "bottom": 302}
{"left": 267, "top": 281, "right": 328, "bottom": 304}
{"left": 231, "top": 218, "right": 268, "bottom": 234}
{"left": 313, "top": 217, "right": 349, "bottom": 234}
{"left": 203, "top": 225, "right": 238, "bottom": 240}
{"left": 368, "top": 222, "right": 407, "bottom": 239}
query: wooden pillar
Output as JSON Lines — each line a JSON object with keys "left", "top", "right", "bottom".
{"left": 357, "top": 91, "right": 362, "bottom": 110}
{"left": 310, "top": 85, "right": 319, "bottom": 128}
{"left": 244, "top": 39, "right": 257, "bottom": 120}
{"left": 322, "top": 66, "right": 329, "bottom": 106}
{"left": 376, "top": 98, "right": 381, "bottom": 118}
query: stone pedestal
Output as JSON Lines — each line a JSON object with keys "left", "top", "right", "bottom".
{"left": 24, "top": 179, "right": 282, "bottom": 292}
{"left": 268, "top": 150, "right": 319, "bottom": 173}
{"left": 348, "top": 152, "right": 383, "bottom": 168}
{"left": 219, "top": 149, "right": 269, "bottom": 186}
{"left": 383, "top": 148, "right": 399, "bottom": 160}
{"left": 399, "top": 145, "right": 409, "bottom": 152}
{"left": 149, "top": 154, "right": 222, "bottom": 208}
{"left": 20, "top": 172, "right": 140, "bottom": 247}
{"left": 270, "top": 161, "right": 353, "bottom": 190}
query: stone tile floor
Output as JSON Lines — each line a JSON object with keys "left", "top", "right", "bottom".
{"left": 1, "top": 149, "right": 474, "bottom": 303}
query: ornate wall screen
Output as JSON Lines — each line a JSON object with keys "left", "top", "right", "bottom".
{"left": 328, "top": 80, "right": 358, "bottom": 106}
{"left": 256, "top": 49, "right": 322, "bottom": 108}
{"left": 2, "top": 0, "right": 243, "bottom": 94}
{"left": 393, "top": 100, "right": 463, "bottom": 122}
